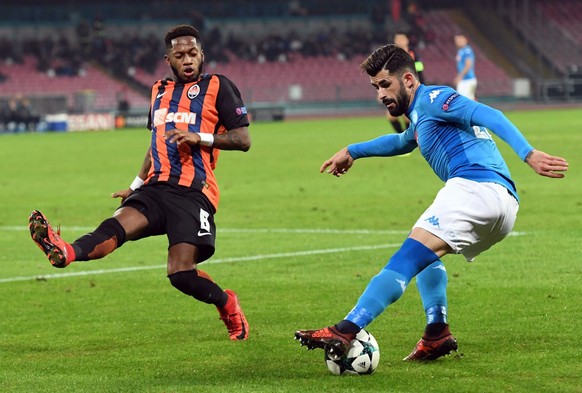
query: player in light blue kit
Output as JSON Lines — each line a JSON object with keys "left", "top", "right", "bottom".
{"left": 454, "top": 33, "right": 477, "bottom": 100}
{"left": 295, "top": 44, "right": 568, "bottom": 361}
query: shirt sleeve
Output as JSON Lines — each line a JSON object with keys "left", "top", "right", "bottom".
{"left": 347, "top": 131, "right": 417, "bottom": 159}
{"left": 470, "top": 104, "right": 534, "bottom": 161}
{"left": 215, "top": 75, "right": 250, "bottom": 130}
{"left": 146, "top": 106, "right": 152, "bottom": 131}
{"left": 422, "top": 88, "right": 479, "bottom": 126}
{"left": 424, "top": 89, "right": 534, "bottom": 161}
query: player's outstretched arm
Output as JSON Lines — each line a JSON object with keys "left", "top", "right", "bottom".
{"left": 525, "top": 149, "right": 568, "bottom": 178}
{"left": 320, "top": 147, "right": 354, "bottom": 177}
{"left": 112, "top": 148, "right": 152, "bottom": 202}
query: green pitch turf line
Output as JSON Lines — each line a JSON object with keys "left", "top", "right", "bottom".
{"left": 0, "top": 243, "right": 403, "bottom": 284}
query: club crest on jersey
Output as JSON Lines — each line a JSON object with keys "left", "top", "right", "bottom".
{"left": 187, "top": 84, "right": 200, "bottom": 99}
{"left": 410, "top": 110, "right": 418, "bottom": 124}
{"left": 442, "top": 93, "right": 459, "bottom": 111}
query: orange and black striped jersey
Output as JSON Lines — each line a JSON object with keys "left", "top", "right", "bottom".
{"left": 145, "top": 73, "right": 249, "bottom": 211}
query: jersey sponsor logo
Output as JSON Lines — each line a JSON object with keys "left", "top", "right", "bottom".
{"left": 153, "top": 108, "right": 197, "bottom": 126}
{"left": 429, "top": 89, "right": 441, "bottom": 103}
{"left": 235, "top": 106, "right": 247, "bottom": 115}
{"left": 187, "top": 84, "right": 200, "bottom": 99}
{"left": 197, "top": 231, "right": 212, "bottom": 237}
{"left": 442, "top": 93, "right": 459, "bottom": 111}
{"left": 156, "top": 92, "right": 166, "bottom": 99}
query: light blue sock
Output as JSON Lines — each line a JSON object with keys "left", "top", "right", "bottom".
{"left": 416, "top": 260, "right": 448, "bottom": 324}
{"left": 345, "top": 238, "right": 439, "bottom": 328}
{"left": 345, "top": 269, "right": 409, "bottom": 328}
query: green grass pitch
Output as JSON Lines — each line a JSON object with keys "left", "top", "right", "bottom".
{"left": 0, "top": 108, "right": 580, "bottom": 392}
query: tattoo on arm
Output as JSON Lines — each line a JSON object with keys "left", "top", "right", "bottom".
{"left": 213, "top": 128, "right": 251, "bottom": 151}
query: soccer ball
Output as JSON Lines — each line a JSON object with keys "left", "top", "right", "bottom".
{"left": 324, "top": 330, "right": 380, "bottom": 375}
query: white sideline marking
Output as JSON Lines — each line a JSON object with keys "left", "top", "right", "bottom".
{"left": 0, "top": 243, "right": 401, "bottom": 284}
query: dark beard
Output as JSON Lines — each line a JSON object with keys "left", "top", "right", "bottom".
{"left": 386, "top": 82, "right": 409, "bottom": 117}
{"left": 171, "top": 61, "right": 204, "bottom": 83}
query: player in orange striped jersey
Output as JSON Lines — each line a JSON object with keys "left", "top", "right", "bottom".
{"left": 29, "top": 25, "right": 251, "bottom": 341}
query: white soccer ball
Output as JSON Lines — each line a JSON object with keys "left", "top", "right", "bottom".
{"left": 324, "top": 329, "right": 380, "bottom": 375}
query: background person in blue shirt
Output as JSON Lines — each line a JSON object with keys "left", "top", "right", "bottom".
{"left": 454, "top": 33, "right": 477, "bottom": 100}
{"left": 295, "top": 44, "right": 568, "bottom": 361}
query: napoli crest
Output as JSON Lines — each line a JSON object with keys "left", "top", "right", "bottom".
{"left": 410, "top": 110, "right": 418, "bottom": 124}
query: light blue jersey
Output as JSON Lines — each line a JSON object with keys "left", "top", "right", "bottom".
{"left": 456, "top": 45, "right": 476, "bottom": 80}
{"left": 348, "top": 85, "right": 534, "bottom": 202}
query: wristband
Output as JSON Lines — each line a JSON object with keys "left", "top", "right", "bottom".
{"left": 199, "top": 133, "right": 214, "bottom": 147}
{"left": 129, "top": 176, "right": 145, "bottom": 191}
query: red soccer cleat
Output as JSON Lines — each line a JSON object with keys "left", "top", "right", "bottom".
{"left": 218, "top": 289, "right": 249, "bottom": 341}
{"left": 29, "top": 210, "right": 71, "bottom": 268}
{"left": 403, "top": 332, "right": 458, "bottom": 361}
{"left": 294, "top": 326, "right": 356, "bottom": 358}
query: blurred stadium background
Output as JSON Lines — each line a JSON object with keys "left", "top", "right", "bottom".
{"left": 0, "top": 0, "right": 581, "bottom": 132}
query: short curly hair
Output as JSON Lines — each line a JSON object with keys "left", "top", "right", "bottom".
{"left": 164, "top": 25, "right": 201, "bottom": 50}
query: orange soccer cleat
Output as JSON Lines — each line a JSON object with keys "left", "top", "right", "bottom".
{"left": 29, "top": 210, "right": 71, "bottom": 268}
{"left": 218, "top": 289, "right": 249, "bottom": 341}
{"left": 295, "top": 326, "right": 356, "bottom": 358}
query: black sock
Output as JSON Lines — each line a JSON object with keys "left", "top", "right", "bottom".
{"left": 334, "top": 320, "right": 361, "bottom": 334}
{"left": 168, "top": 269, "right": 228, "bottom": 307}
{"left": 424, "top": 322, "right": 449, "bottom": 339}
{"left": 72, "top": 217, "right": 126, "bottom": 261}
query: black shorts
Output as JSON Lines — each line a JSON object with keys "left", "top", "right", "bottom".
{"left": 120, "top": 182, "right": 216, "bottom": 262}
